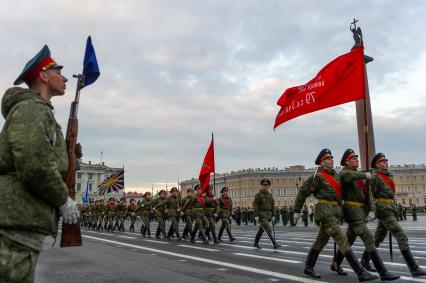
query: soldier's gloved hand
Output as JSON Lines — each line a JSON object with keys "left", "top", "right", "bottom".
{"left": 75, "top": 143, "right": 83, "bottom": 159}
{"left": 271, "top": 216, "right": 275, "bottom": 223}
{"left": 293, "top": 212, "right": 301, "bottom": 222}
{"left": 364, "top": 172, "right": 372, "bottom": 179}
{"left": 60, "top": 197, "right": 80, "bottom": 224}
{"left": 177, "top": 208, "right": 180, "bottom": 212}
{"left": 367, "top": 211, "right": 376, "bottom": 221}
{"left": 255, "top": 216, "right": 259, "bottom": 222}
{"left": 214, "top": 213, "right": 218, "bottom": 218}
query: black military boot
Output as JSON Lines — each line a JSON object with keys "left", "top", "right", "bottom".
{"left": 147, "top": 228, "right": 151, "bottom": 238}
{"left": 361, "top": 251, "right": 376, "bottom": 272}
{"left": 254, "top": 229, "right": 263, "bottom": 249}
{"left": 162, "top": 228, "right": 167, "bottom": 238}
{"left": 226, "top": 227, "right": 236, "bottom": 242}
{"left": 266, "top": 231, "right": 280, "bottom": 249}
{"left": 140, "top": 225, "right": 145, "bottom": 236}
{"left": 166, "top": 228, "right": 173, "bottom": 240}
{"left": 175, "top": 227, "right": 182, "bottom": 241}
{"left": 120, "top": 222, "right": 125, "bottom": 232}
{"left": 212, "top": 230, "right": 219, "bottom": 244}
{"left": 182, "top": 226, "right": 188, "bottom": 240}
{"left": 304, "top": 249, "right": 321, "bottom": 278}
{"left": 330, "top": 250, "right": 347, "bottom": 276}
{"left": 402, "top": 249, "right": 426, "bottom": 277}
{"left": 205, "top": 228, "right": 213, "bottom": 240}
{"left": 155, "top": 227, "right": 161, "bottom": 239}
{"left": 344, "top": 250, "right": 378, "bottom": 282}
{"left": 129, "top": 223, "right": 134, "bottom": 232}
{"left": 369, "top": 249, "right": 400, "bottom": 281}
{"left": 201, "top": 232, "right": 209, "bottom": 245}
{"left": 190, "top": 229, "right": 197, "bottom": 243}
{"left": 218, "top": 226, "right": 225, "bottom": 242}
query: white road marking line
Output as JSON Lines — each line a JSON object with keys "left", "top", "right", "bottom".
{"left": 384, "top": 262, "right": 426, "bottom": 268}
{"left": 234, "top": 253, "right": 301, "bottom": 264}
{"left": 342, "top": 268, "right": 426, "bottom": 283}
{"left": 269, "top": 278, "right": 280, "bottom": 282}
{"left": 83, "top": 235, "right": 328, "bottom": 283}
{"left": 178, "top": 259, "right": 187, "bottom": 262}
{"left": 117, "top": 236, "right": 137, "bottom": 239}
{"left": 143, "top": 239, "right": 169, "bottom": 244}
{"left": 217, "top": 268, "right": 228, "bottom": 271}
{"left": 177, "top": 244, "right": 219, "bottom": 252}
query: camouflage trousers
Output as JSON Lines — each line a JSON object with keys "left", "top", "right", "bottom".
{"left": 192, "top": 216, "right": 205, "bottom": 235}
{"left": 140, "top": 215, "right": 151, "bottom": 228}
{"left": 220, "top": 217, "right": 231, "bottom": 230}
{"left": 206, "top": 215, "right": 216, "bottom": 233}
{"left": 169, "top": 216, "right": 179, "bottom": 231}
{"left": 311, "top": 218, "right": 351, "bottom": 255}
{"left": 184, "top": 214, "right": 193, "bottom": 232}
{"left": 373, "top": 214, "right": 409, "bottom": 251}
{"left": 0, "top": 235, "right": 39, "bottom": 283}
{"left": 258, "top": 217, "right": 272, "bottom": 234}
{"left": 156, "top": 215, "right": 166, "bottom": 231}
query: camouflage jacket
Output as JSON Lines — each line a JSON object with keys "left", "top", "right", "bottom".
{"left": 371, "top": 169, "right": 397, "bottom": 218}
{"left": 166, "top": 196, "right": 180, "bottom": 216}
{"left": 204, "top": 195, "right": 219, "bottom": 216}
{"left": 0, "top": 88, "right": 68, "bottom": 243}
{"left": 180, "top": 196, "right": 193, "bottom": 215}
{"left": 253, "top": 190, "right": 275, "bottom": 218}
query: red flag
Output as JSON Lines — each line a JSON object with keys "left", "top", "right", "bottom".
{"left": 199, "top": 134, "right": 215, "bottom": 193}
{"left": 274, "top": 45, "right": 366, "bottom": 129}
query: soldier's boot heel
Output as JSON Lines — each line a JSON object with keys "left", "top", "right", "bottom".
{"left": 129, "top": 223, "right": 134, "bottom": 232}
{"left": 226, "top": 227, "right": 236, "bottom": 242}
{"left": 175, "top": 228, "right": 182, "bottom": 241}
{"left": 147, "top": 228, "right": 151, "bottom": 238}
{"left": 182, "top": 226, "right": 188, "bottom": 240}
{"left": 266, "top": 231, "right": 280, "bottom": 249}
{"left": 369, "top": 250, "right": 400, "bottom": 281}
{"left": 330, "top": 250, "right": 347, "bottom": 276}
{"left": 304, "top": 249, "right": 321, "bottom": 278}
{"left": 141, "top": 225, "right": 145, "bottom": 236}
{"left": 190, "top": 230, "right": 196, "bottom": 243}
{"left": 254, "top": 229, "right": 262, "bottom": 249}
{"left": 344, "top": 250, "right": 378, "bottom": 282}
{"left": 155, "top": 227, "right": 161, "bottom": 239}
{"left": 402, "top": 249, "right": 426, "bottom": 277}
{"left": 361, "top": 250, "right": 376, "bottom": 272}
{"left": 212, "top": 230, "right": 219, "bottom": 244}
{"left": 218, "top": 226, "right": 224, "bottom": 242}
{"left": 166, "top": 228, "right": 173, "bottom": 240}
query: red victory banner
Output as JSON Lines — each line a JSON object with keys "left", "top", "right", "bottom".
{"left": 274, "top": 45, "right": 366, "bottom": 129}
{"left": 199, "top": 134, "right": 215, "bottom": 193}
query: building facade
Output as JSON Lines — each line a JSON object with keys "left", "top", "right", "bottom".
{"left": 180, "top": 164, "right": 426, "bottom": 209}
{"left": 74, "top": 161, "right": 123, "bottom": 204}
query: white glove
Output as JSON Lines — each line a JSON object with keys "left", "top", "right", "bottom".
{"left": 365, "top": 172, "right": 372, "bottom": 179}
{"left": 367, "top": 211, "right": 376, "bottom": 221}
{"left": 177, "top": 208, "right": 180, "bottom": 212}
{"left": 255, "top": 216, "right": 259, "bottom": 222}
{"left": 271, "top": 216, "right": 275, "bottom": 223}
{"left": 141, "top": 204, "right": 145, "bottom": 208}
{"left": 60, "top": 197, "right": 80, "bottom": 224}
{"left": 214, "top": 213, "right": 218, "bottom": 218}
{"left": 293, "top": 212, "right": 301, "bottom": 222}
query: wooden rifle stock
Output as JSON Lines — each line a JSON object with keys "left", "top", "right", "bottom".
{"left": 60, "top": 76, "right": 84, "bottom": 247}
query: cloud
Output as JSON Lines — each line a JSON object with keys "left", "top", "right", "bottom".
{"left": 0, "top": 0, "right": 425, "bottom": 188}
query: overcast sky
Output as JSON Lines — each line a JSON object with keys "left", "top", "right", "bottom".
{"left": 1, "top": 0, "right": 425, "bottom": 192}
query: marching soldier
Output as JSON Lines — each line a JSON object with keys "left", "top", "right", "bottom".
{"left": 140, "top": 192, "right": 153, "bottom": 237}
{"left": 294, "top": 149, "right": 377, "bottom": 281}
{"left": 361, "top": 153, "right": 426, "bottom": 277}
{"left": 204, "top": 185, "right": 220, "bottom": 244}
{"left": 88, "top": 200, "right": 96, "bottom": 230}
{"left": 302, "top": 205, "right": 309, "bottom": 227}
{"left": 166, "top": 187, "right": 182, "bottom": 241}
{"left": 235, "top": 207, "right": 241, "bottom": 225}
{"left": 190, "top": 185, "right": 209, "bottom": 244}
{"left": 0, "top": 45, "right": 80, "bottom": 283}
{"left": 330, "top": 149, "right": 399, "bottom": 281}
{"left": 281, "top": 205, "right": 289, "bottom": 226}
{"left": 412, "top": 204, "right": 417, "bottom": 221}
{"left": 153, "top": 190, "right": 167, "bottom": 239}
{"left": 253, "top": 179, "right": 280, "bottom": 249}
{"left": 289, "top": 205, "right": 295, "bottom": 226}
{"left": 274, "top": 206, "right": 281, "bottom": 225}
{"left": 218, "top": 187, "right": 236, "bottom": 242}
{"left": 127, "top": 198, "right": 138, "bottom": 232}
{"left": 181, "top": 188, "right": 194, "bottom": 239}
{"left": 106, "top": 197, "right": 117, "bottom": 231}
{"left": 116, "top": 197, "right": 127, "bottom": 232}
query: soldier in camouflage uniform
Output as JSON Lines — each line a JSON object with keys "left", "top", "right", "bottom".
{"left": 189, "top": 185, "right": 209, "bottom": 244}
{"left": 96, "top": 199, "right": 107, "bottom": 230}
{"left": 281, "top": 205, "right": 289, "bottom": 226}
{"left": 166, "top": 187, "right": 182, "bottom": 241}
{"left": 204, "top": 186, "right": 220, "bottom": 244}
{"left": 253, "top": 179, "right": 280, "bottom": 249}
{"left": 294, "top": 149, "right": 376, "bottom": 281}
{"left": 116, "top": 197, "right": 127, "bottom": 232}
{"left": 302, "top": 205, "right": 309, "bottom": 226}
{"left": 153, "top": 190, "right": 167, "bottom": 239}
{"left": 274, "top": 206, "right": 281, "bottom": 225}
{"left": 140, "top": 192, "right": 153, "bottom": 237}
{"left": 106, "top": 197, "right": 117, "bottom": 231}
{"left": 127, "top": 198, "right": 138, "bottom": 232}
{"left": 218, "top": 187, "right": 236, "bottom": 242}
{"left": 181, "top": 188, "right": 194, "bottom": 240}
{"left": 0, "top": 45, "right": 80, "bottom": 282}
{"left": 362, "top": 153, "right": 426, "bottom": 277}
{"left": 87, "top": 200, "right": 96, "bottom": 230}
{"left": 289, "top": 205, "right": 295, "bottom": 226}
{"left": 330, "top": 149, "right": 399, "bottom": 281}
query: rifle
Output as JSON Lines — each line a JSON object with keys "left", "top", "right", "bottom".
{"left": 60, "top": 74, "right": 84, "bottom": 247}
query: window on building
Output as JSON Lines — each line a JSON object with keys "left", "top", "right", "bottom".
{"left": 414, "top": 176, "right": 417, "bottom": 181}
{"left": 402, "top": 198, "right": 405, "bottom": 204}
{"left": 76, "top": 183, "right": 81, "bottom": 193}
{"left": 77, "top": 172, "right": 82, "bottom": 179}
{"left": 400, "top": 185, "right": 403, "bottom": 193}
{"left": 414, "top": 185, "right": 418, "bottom": 194}
{"left": 89, "top": 183, "right": 92, "bottom": 192}
{"left": 400, "top": 176, "right": 403, "bottom": 181}
{"left": 416, "top": 198, "right": 420, "bottom": 205}
{"left": 421, "top": 176, "right": 425, "bottom": 182}
{"left": 407, "top": 185, "right": 411, "bottom": 193}
{"left": 407, "top": 176, "right": 410, "bottom": 182}
{"left": 88, "top": 173, "right": 94, "bottom": 180}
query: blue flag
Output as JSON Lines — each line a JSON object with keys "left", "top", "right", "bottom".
{"left": 82, "top": 182, "right": 89, "bottom": 204}
{"left": 82, "top": 36, "right": 100, "bottom": 88}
